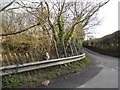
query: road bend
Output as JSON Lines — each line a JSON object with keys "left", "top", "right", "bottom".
{"left": 40, "top": 48, "right": 118, "bottom": 88}
{"left": 77, "top": 48, "right": 118, "bottom": 88}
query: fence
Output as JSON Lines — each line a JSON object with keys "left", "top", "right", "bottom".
{"left": 0, "top": 53, "right": 85, "bottom": 76}
{"left": 1, "top": 30, "right": 83, "bottom": 66}
{"left": 1, "top": 30, "right": 85, "bottom": 77}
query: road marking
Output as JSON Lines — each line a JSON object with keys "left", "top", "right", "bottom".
{"left": 77, "top": 84, "right": 85, "bottom": 88}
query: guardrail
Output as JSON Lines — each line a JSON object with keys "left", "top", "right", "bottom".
{"left": 0, "top": 53, "right": 85, "bottom": 76}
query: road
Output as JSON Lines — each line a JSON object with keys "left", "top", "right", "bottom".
{"left": 77, "top": 48, "right": 118, "bottom": 88}
{"left": 40, "top": 48, "right": 118, "bottom": 88}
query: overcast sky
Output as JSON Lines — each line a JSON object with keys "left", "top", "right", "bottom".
{"left": 0, "top": 0, "right": 119, "bottom": 38}
{"left": 93, "top": 0, "right": 119, "bottom": 38}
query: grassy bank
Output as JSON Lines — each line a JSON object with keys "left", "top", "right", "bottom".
{"left": 2, "top": 54, "right": 90, "bottom": 88}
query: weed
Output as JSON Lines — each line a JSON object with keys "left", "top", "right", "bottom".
{"left": 2, "top": 54, "right": 90, "bottom": 88}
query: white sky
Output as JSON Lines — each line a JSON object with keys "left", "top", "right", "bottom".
{"left": 93, "top": 0, "right": 119, "bottom": 38}
{"left": 0, "top": 0, "right": 119, "bottom": 38}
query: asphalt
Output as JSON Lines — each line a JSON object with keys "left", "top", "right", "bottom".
{"left": 39, "top": 48, "right": 118, "bottom": 88}
{"left": 77, "top": 48, "right": 118, "bottom": 88}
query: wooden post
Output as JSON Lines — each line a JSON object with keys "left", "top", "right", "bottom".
{"left": 9, "top": 53, "right": 15, "bottom": 65}
{"left": 25, "top": 53, "right": 30, "bottom": 63}
{"left": 29, "top": 52, "right": 35, "bottom": 62}
{"left": 2, "top": 55, "right": 6, "bottom": 66}
{"left": 14, "top": 53, "right": 19, "bottom": 64}
{"left": 5, "top": 54, "right": 10, "bottom": 66}
{"left": 18, "top": 53, "right": 23, "bottom": 64}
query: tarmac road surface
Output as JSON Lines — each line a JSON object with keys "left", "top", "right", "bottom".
{"left": 40, "top": 48, "right": 118, "bottom": 88}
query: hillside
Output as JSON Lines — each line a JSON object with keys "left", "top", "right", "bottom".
{"left": 83, "top": 30, "right": 120, "bottom": 57}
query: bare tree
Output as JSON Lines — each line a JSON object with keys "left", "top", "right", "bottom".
{"left": 0, "top": 0, "right": 110, "bottom": 46}
{"left": 43, "top": 0, "right": 109, "bottom": 45}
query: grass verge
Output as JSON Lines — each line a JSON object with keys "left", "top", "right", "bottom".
{"left": 2, "top": 54, "right": 90, "bottom": 88}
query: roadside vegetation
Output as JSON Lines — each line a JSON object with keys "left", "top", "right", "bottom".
{"left": 0, "top": 0, "right": 109, "bottom": 88}
{"left": 2, "top": 54, "right": 90, "bottom": 88}
{"left": 1, "top": 0, "right": 109, "bottom": 66}
{"left": 83, "top": 31, "right": 120, "bottom": 57}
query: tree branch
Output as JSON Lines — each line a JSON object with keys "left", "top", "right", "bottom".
{"left": 0, "top": 23, "right": 40, "bottom": 36}
{"left": 0, "top": 0, "right": 15, "bottom": 12}
{"left": 45, "top": 2, "right": 59, "bottom": 42}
